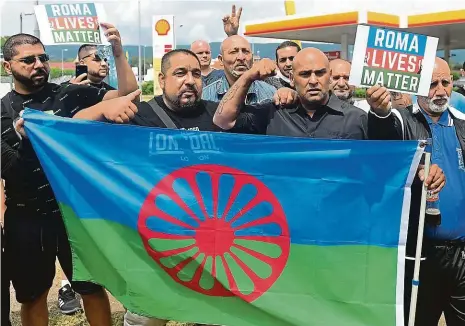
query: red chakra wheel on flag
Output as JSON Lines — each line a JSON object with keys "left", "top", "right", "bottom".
{"left": 138, "top": 164, "right": 290, "bottom": 302}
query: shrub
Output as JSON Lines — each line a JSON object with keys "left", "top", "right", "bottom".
{"left": 49, "top": 67, "right": 74, "bottom": 79}
{"left": 354, "top": 88, "right": 366, "bottom": 98}
{"left": 142, "top": 81, "right": 154, "bottom": 95}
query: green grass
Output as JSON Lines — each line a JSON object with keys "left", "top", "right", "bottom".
{"left": 10, "top": 308, "right": 195, "bottom": 326}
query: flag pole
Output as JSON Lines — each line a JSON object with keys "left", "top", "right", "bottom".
{"left": 408, "top": 139, "right": 431, "bottom": 326}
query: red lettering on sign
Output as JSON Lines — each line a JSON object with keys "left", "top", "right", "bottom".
{"left": 365, "top": 48, "right": 423, "bottom": 74}
{"left": 48, "top": 16, "right": 99, "bottom": 30}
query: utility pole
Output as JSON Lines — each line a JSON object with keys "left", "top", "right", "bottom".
{"left": 138, "top": 0, "right": 142, "bottom": 88}
{"left": 33, "top": 0, "right": 40, "bottom": 38}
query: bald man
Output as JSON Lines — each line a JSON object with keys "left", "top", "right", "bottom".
{"left": 329, "top": 59, "right": 355, "bottom": 103}
{"left": 367, "top": 57, "right": 464, "bottom": 326}
{"left": 190, "top": 40, "right": 223, "bottom": 87}
{"left": 202, "top": 35, "right": 276, "bottom": 104}
{"left": 213, "top": 47, "right": 368, "bottom": 139}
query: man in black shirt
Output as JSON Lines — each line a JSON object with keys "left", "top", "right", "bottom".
{"left": 124, "top": 48, "right": 222, "bottom": 326}
{"left": 131, "top": 49, "right": 222, "bottom": 131}
{"left": 1, "top": 27, "right": 138, "bottom": 326}
{"left": 71, "top": 43, "right": 116, "bottom": 91}
{"left": 213, "top": 48, "right": 368, "bottom": 139}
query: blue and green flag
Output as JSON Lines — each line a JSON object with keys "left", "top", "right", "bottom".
{"left": 24, "top": 109, "right": 422, "bottom": 326}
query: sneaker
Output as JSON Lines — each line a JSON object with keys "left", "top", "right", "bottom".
{"left": 58, "top": 284, "right": 82, "bottom": 315}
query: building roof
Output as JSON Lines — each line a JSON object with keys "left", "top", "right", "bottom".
{"left": 244, "top": 9, "right": 465, "bottom": 50}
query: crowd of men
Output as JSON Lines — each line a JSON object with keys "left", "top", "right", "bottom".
{"left": 1, "top": 4, "right": 465, "bottom": 326}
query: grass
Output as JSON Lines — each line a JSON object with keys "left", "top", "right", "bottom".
{"left": 10, "top": 307, "right": 196, "bottom": 326}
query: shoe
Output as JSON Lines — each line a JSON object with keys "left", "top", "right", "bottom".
{"left": 58, "top": 284, "right": 82, "bottom": 315}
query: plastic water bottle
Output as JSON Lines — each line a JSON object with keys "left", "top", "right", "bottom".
{"left": 425, "top": 190, "right": 441, "bottom": 226}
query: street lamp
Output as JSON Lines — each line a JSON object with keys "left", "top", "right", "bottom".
{"left": 174, "top": 24, "right": 183, "bottom": 49}
{"left": 143, "top": 45, "right": 146, "bottom": 81}
{"left": 138, "top": 0, "right": 142, "bottom": 87}
{"left": 33, "top": 0, "right": 40, "bottom": 38}
{"left": 20, "top": 12, "right": 35, "bottom": 34}
{"left": 61, "top": 49, "right": 68, "bottom": 76}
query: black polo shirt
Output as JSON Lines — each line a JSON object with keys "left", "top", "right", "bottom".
{"left": 233, "top": 94, "right": 368, "bottom": 139}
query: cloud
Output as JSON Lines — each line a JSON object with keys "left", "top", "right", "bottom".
{"left": 2, "top": 0, "right": 461, "bottom": 48}
{"left": 0, "top": 0, "right": 285, "bottom": 45}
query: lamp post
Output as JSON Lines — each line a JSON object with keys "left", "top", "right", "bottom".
{"left": 20, "top": 12, "right": 35, "bottom": 34}
{"left": 174, "top": 24, "right": 183, "bottom": 49}
{"left": 138, "top": 0, "right": 142, "bottom": 87}
{"left": 61, "top": 48, "right": 68, "bottom": 76}
{"left": 143, "top": 45, "right": 146, "bottom": 81}
{"left": 33, "top": 0, "right": 40, "bottom": 38}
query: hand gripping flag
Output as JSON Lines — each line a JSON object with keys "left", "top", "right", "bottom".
{"left": 23, "top": 110, "right": 423, "bottom": 326}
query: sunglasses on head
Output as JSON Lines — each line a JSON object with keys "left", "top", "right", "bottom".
{"left": 12, "top": 53, "right": 49, "bottom": 65}
{"left": 81, "top": 53, "right": 108, "bottom": 62}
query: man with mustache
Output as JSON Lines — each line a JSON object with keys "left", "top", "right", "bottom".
{"left": 1, "top": 24, "right": 139, "bottom": 326}
{"left": 367, "top": 57, "right": 464, "bottom": 326}
{"left": 128, "top": 49, "right": 223, "bottom": 132}
{"left": 68, "top": 44, "right": 116, "bottom": 90}
{"left": 202, "top": 35, "right": 276, "bottom": 104}
{"left": 124, "top": 48, "right": 281, "bottom": 326}
{"left": 329, "top": 59, "right": 356, "bottom": 105}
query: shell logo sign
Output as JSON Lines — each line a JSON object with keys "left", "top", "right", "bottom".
{"left": 155, "top": 19, "right": 171, "bottom": 36}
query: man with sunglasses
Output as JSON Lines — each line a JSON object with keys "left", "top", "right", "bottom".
{"left": 1, "top": 22, "right": 138, "bottom": 326}
{"left": 69, "top": 44, "right": 116, "bottom": 91}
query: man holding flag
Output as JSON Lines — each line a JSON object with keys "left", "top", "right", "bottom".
{"left": 367, "top": 57, "right": 464, "bottom": 326}
{"left": 1, "top": 22, "right": 140, "bottom": 326}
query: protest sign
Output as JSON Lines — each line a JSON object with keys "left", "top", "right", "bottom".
{"left": 349, "top": 25, "right": 438, "bottom": 96}
{"left": 34, "top": 3, "right": 108, "bottom": 45}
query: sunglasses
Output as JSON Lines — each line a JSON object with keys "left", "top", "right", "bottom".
{"left": 12, "top": 53, "right": 50, "bottom": 65}
{"left": 81, "top": 53, "right": 108, "bottom": 62}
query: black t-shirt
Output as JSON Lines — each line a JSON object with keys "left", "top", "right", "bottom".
{"left": 62, "top": 80, "right": 116, "bottom": 91}
{"left": 90, "top": 81, "right": 116, "bottom": 91}
{"left": 131, "top": 96, "right": 222, "bottom": 132}
{"left": 234, "top": 94, "right": 368, "bottom": 139}
{"left": 1, "top": 82, "right": 107, "bottom": 215}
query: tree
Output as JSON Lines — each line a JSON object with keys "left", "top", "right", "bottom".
{"left": 1, "top": 36, "right": 10, "bottom": 48}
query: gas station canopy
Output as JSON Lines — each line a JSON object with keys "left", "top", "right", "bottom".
{"left": 244, "top": 9, "right": 465, "bottom": 60}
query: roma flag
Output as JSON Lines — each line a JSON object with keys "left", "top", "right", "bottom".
{"left": 23, "top": 110, "right": 423, "bottom": 326}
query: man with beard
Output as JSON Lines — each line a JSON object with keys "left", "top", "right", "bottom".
{"left": 265, "top": 40, "right": 301, "bottom": 90}
{"left": 202, "top": 35, "right": 276, "bottom": 104}
{"left": 128, "top": 49, "right": 224, "bottom": 132}
{"left": 367, "top": 57, "right": 464, "bottom": 326}
{"left": 190, "top": 40, "right": 224, "bottom": 87}
{"left": 329, "top": 59, "right": 355, "bottom": 104}
{"left": 123, "top": 48, "right": 265, "bottom": 326}
{"left": 1, "top": 25, "right": 139, "bottom": 326}
{"left": 68, "top": 44, "right": 116, "bottom": 90}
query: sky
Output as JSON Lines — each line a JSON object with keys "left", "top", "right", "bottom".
{"left": 1, "top": 0, "right": 464, "bottom": 46}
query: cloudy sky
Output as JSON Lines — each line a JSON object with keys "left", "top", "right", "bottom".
{"left": 1, "top": 0, "right": 463, "bottom": 46}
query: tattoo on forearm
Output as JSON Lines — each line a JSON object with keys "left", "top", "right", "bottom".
{"left": 217, "top": 82, "right": 242, "bottom": 115}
